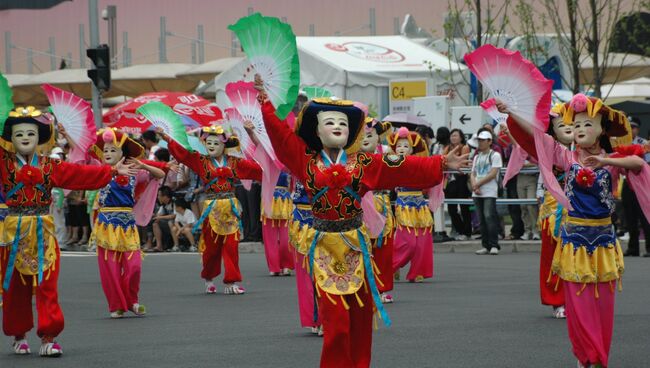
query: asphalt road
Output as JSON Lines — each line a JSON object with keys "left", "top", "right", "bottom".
{"left": 1, "top": 250, "right": 648, "bottom": 368}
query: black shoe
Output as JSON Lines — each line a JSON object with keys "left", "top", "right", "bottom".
{"left": 624, "top": 250, "right": 640, "bottom": 257}
{"left": 643, "top": 253, "right": 650, "bottom": 258}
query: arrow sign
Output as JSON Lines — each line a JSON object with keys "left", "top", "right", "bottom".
{"left": 416, "top": 111, "right": 425, "bottom": 117}
{"left": 459, "top": 113, "right": 471, "bottom": 124}
{"left": 451, "top": 106, "right": 486, "bottom": 133}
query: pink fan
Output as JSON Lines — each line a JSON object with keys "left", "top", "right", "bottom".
{"left": 225, "top": 80, "right": 278, "bottom": 164}
{"left": 42, "top": 84, "right": 96, "bottom": 163}
{"left": 464, "top": 45, "right": 553, "bottom": 131}
{"left": 224, "top": 107, "right": 255, "bottom": 159}
{"left": 480, "top": 98, "right": 508, "bottom": 125}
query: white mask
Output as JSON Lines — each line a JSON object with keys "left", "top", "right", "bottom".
{"left": 573, "top": 112, "right": 603, "bottom": 147}
{"left": 395, "top": 138, "right": 413, "bottom": 156}
{"left": 551, "top": 117, "right": 574, "bottom": 146}
{"left": 11, "top": 123, "right": 39, "bottom": 156}
{"left": 102, "top": 142, "right": 124, "bottom": 166}
{"left": 204, "top": 135, "right": 225, "bottom": 158}
{"left": 360, "top": 129, "right": 379, "bottom": 153}
{"left": 316, "top": 111, "right": 349, "bottom": 149}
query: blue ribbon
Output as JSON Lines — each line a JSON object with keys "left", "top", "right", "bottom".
{"left": 6, "top": 182, "right": 24, "bottom": 199}
{"left": 229, "top": 197, "right": 243, "bottom": 234}
{"left": 553, "top": 204, "right": 564, "bottom": 238}
{"left": 357, "top": 228, "right": 391, "bottom": 326}
{"left": 376, "top": 198, "right": 388, "bottom": 248}
{"left": 37, "top": 216, "right": 44, "bottom": 284}
{"left": 3, "top": 216, "right": 22, "bottom": 290}
{"left": 193, "top": 199, "right": 216, "bottom": 234}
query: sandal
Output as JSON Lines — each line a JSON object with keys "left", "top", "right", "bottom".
{"left": 224, "top": 284, "right": 245, "bottom": 295}
{"left": 39, "top": 342, "right": 62, "bottom": 357}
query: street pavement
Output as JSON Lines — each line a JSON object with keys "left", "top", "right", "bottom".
{"left": 1, "top": 249, "right": 648, "bottom": 367}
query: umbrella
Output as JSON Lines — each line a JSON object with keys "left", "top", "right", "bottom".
{"left": 103, "top": 92, "right": 223, "bottom": 134}
{"left": 382, "top": 112, "right": 430, "bottom": 130}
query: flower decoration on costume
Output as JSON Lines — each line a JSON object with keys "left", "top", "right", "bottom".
{"left": 115, "top": 175, "right": 130, "bottom": 187}
{"left": 569, "top": 93, "right": 589, "bottom": 114}
{"left": 324, "top": 164, "right": 352, "bottom": 190}
{"left": 215, "top": 167, "right": 234, "bottom": 180}
{"left": 614, "top": 144, "right": 645, "bottom": 158}
{"left": 16, "top": 165, "right": 44, "bottom": 187}
{"left": 576, "top": 167, "right": 596, "bottom": 188}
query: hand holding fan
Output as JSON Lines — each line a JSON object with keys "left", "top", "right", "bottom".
{"left": 225, "top": 107, "right": 255, "bottom": 159}
{"left": 480, "top": 98, "right": 508, "bottom": 125}
{"left": 136, "top": 102, "right": 191, "bottom": 151}
{"left": 0, "top": 72, "right": 14, "bottom": 132}
{"left": 226, "top": 81, "right": 278, "bottom": 164}
{"left": 42, "top": 84, "right": 96, "bottom": 163}
{"left": 464, "top": 45, "right": 553, "bottom": 131}
{"left": 228, "top": 13, "right": 300, "bottom": 120}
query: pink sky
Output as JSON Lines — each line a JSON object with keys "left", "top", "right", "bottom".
{"left": 1, "top": 0, "right": 450, "bottom": 74}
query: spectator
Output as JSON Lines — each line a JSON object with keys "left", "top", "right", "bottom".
{"left": 416, "top": 125, "right": 436, "bottom": 153}
{"left": 142, "top": 130, "right": 160, "bottom": 160}
{"left": 427, "top": 126, "right": 452, "bottom": 242}
{"left": 149, "top": 186, "right": 175, "bottom": 252}
{"left": 443, "top": 129, "right": 472, "bottom": 240}
{"left": 430, "top": 126, "right": 449, "bottom": 155}
{"left": 154, "top": 148, "right": 178, "bottom": 190}
{"left": 495, "top": 124, "right": 525, "bottom": 240}
{"left": 470, "top": 129, "right": 502, "bottom": 255}
{"left": 622, "top": 116, "right": 650, "bottom": 257}
{"left": 171, "top": 198, "right": 197, "bottom": 252}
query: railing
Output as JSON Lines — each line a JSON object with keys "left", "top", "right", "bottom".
{"left": 442, "top": 167, "right": 540, "bottom": 205}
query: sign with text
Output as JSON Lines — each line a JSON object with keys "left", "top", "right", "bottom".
{"left": 412, "top": 96, "right": 449, "bottom": 129}
{"left": 389, "top": 79, "right": 428, "bottom": 114}
{"left": 450, "top": 106, "right": 487, "bottom": 134}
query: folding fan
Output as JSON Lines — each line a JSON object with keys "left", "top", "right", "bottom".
{"left": 302, "top": 86, "right": 332, "bottom": 100}
{"left": 228, "top": 13, "right": 300, "bottom": 120}
{"left": 0, "top": 72, "right": 14, "bottom": 133}
{"left": 480, "top": 98, "right": 508, "bottom": 125}
{"left": 225, "top": 81, "right": 278, "bottom": 163}
{"left": 464, "top": 45, "right": 553, "bottom": 131}
{"left": 224, "top": 107, "right": 255, "bottom": 159}
{"left": 42, "top": 84, "right": 96, "bottom": 163}
{"left": 136, "top": 102, "right": 191, "bottom": 151}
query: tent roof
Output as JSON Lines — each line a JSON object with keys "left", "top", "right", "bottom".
{"left": 296, "top": 36, "right": 466, "bottom": 86}
{"left": 111, "top": 63, "right": 197, "bottom": 96}
{"left": 176, "top": 57, "right": 245, "bottom": 82}
{"left": 579, "top": 53, "right": 650, "bottom": 84}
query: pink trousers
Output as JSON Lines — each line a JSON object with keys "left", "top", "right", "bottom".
{"left": 97, "top": 247, "right": 142, "bottom": 313}
{"left": 294, "top": 250, "right": 320, "bottom": 328}
{"left": 392, "top": 227, "right": 434, "bottom": 281}
{"left": 564, "top": 281, "right": 616, "bottom": 368}
{"left": 262, "top": 221, "right": 294, "bottom": 273}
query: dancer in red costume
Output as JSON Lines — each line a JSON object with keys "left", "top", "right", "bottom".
{"left": 160, "top": 124, "right": 262, "bottom": 295}
{"left": 258, "top": 79, "right": 470, "bottom": 367}
{"left": 0, "top": 106, "right": 138, "bottom": 357}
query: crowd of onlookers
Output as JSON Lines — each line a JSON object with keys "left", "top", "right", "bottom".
{"left": 54, "top": 116, "right": 649, "bottom": 257}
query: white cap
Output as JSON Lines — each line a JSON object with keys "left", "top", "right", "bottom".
{"left": 477, "top": 131, "right": 493, "bottom": 140}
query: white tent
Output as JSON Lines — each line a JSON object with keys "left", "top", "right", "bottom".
{"left": 602, "top": 77, "right": 650, "bottom": 101}
{"left": 214, "top": 36, "right": 468, "bottom": 116}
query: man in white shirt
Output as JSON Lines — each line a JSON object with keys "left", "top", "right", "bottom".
{"left": 470, "top": 129, "right": 503, "bottom": 255}
{"left": 171, "top": 198, "right": 197, "bottom": 252}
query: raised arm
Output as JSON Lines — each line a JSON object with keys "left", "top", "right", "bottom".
{"left": 51, "top": 158, "right": 139, "bottom": 190}
{"left": 161, "top": 135, "right": 203, "bottom": 175}
{"left": 261, "top": 101, "right": 310, "bottom": 181}
{"left": 232, "top": 157, "right": 263, "bottom": 181}
{"left": 362, "top": 153, "right": 444, "bottom": 191}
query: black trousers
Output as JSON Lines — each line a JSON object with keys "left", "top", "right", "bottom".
{"left": 236, "top": 183, "right": 262, "bottom": 241}
{"left": 622, "top": 180, "right": 650, "bottom": 254}
{"left": 445, "top": 175, "right": 472, "bottom": 237}
{"left": 506, "top": 175, "right": 524, "bottom": 238}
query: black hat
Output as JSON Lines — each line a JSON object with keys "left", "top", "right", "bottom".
{"left": 629, "top": 116, "right": 640, "bottom": 128}
{"left": 2, "top": 106, "right": 53, "bottom": 145}
{"left": 295, "top": 98, "right": 365, "bottom": 152}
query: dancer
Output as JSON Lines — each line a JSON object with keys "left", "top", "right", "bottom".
{"left": 388, "top": 127, "right": 435, "bottom": 283}
{"left": 160, "top": 124, "right": 262, "bottom": 295}
{"left": 0, "top": 106, "right": 138, "bottom": 357}
{"left": 360, "top": 118, "right": 395, "bottom": 302}
{"left": 288, "top": 180, "right": 321, "bottom": 334}
{"left": 261, "top": 171, "right": 294, "bottom": 276}
{"left": 89, "top": 128, "right": 165, "bottom": 318}
{"left": 502, "top": 94, "right": 645, "bottom": 368}
{"left": 535, "top": 105, "right": 573, "bottom": 318}
{"left": 259, "top": 88, "right": 469, "bottom": 367}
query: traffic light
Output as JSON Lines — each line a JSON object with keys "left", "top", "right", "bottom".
{"left": 86, "top": 44, "right": 111, "bottom": 91}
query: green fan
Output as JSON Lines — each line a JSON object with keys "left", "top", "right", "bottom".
{"left": 228, "top": 13, "right": 300, "bottom": 120}
{"left": 0, "top": 72, "right": 15, "bottom": 134}
{"left": 302, "top": 86, "right": 332, "bottom": 100}
{"left": 136, "top": 101, "right": 192, "bottom": 151}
